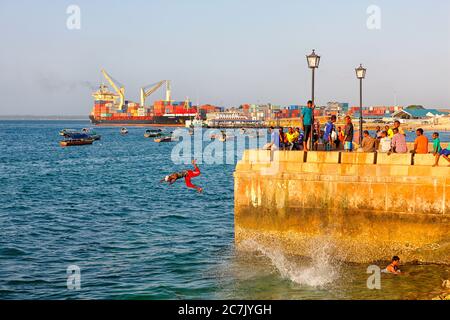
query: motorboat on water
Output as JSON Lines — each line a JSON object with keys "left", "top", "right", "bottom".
{"left": 60, "top": 139, "right": 94, "bottom": 147}
{"left": 60, "top": 128, "right": 101, "bottom": 140}
{"left": 154, "top": 132, "right": 175, "bottom": 143}
{"left": 154, "top": 136, "right": 172, "bottom": 143}
{"left": 144, "top": 129, "right": 163, "bottom": 138}
{"left": 60, "top": 133, "right": 94, "bottom": 147}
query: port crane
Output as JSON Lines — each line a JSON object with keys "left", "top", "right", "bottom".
{"left": 140, "top": 80, "right": 171, "bottom": 107}
{"left": 101, "top": 69, "right": 125, "bottom": 110}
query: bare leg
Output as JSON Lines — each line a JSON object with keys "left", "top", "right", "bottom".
{"left": 433, "top": 154, "right": 440, "bottom": 167}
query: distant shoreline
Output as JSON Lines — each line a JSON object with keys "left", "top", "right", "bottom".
{"left": 0, "top": 116, "right": 89, "bottom": 121}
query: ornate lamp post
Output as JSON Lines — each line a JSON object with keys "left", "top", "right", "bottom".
{"left": 306, "top": 49, "right": 320, "bottom": 150}
{"left": 355, "top": 64, "right": 367, "bottom": 145}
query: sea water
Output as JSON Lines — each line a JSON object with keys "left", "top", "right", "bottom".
{"left": 0, "top": 120, "right": 448, "bottom": 300}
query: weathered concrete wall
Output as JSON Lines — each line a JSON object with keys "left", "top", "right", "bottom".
{"left": 234, "top": 150, "right": 450, "bottom": 264}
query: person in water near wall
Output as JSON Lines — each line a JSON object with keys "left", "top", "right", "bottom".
{"left": 384, "top": 256, "right": 402, "bottom": 274}
{"left": 160, "top": 159, "right": 203, "bottom": 193}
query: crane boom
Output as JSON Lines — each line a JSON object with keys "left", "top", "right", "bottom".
{"left": 140, "top": 80, "right": 171, "bottom": 107}
{"left": 101, "top": 69, "right": 125, "bottom": 110}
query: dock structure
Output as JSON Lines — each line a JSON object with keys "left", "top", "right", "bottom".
{"left": 234, "top": 150, "right": 450, "bottom": 264}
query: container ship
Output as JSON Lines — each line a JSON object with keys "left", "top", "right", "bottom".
{"left": 89, "top": 70, "right": 197, "bottom": 126}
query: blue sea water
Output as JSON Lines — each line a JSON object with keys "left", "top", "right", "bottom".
{"left": 0, "top": 120, "right": 448, "bottom": 300}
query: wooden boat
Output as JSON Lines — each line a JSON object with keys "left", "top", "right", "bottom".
{"left": 60, "top": 133, "right": 95, "bottom": 147}
{"left": 60, "top": 138, "right": 94, "bottom": 147}
{"left": 154, "top": 136, "right": 172, "bottom": 143}
{"left": 144, "top": 129, "right": 163, "bottom": 138}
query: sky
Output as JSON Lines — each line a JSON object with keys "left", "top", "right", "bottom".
{"left": 0, "top": 0, "right": 449, "bottom": 115}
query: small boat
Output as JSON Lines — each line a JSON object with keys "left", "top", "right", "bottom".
{"left": 120, "top": 127, "right": 128, "bottom": 135}
{"left": 144, "top": 129, "right": 163, "bottom": 138}
{"left": 60, "top": 133, "right": 94, "bottom": 147}
{"left": 154, "top": 136, "right": 172, "bottom": 143}
{"left": 60, "top": 139, "right": 94, "bottom": 147}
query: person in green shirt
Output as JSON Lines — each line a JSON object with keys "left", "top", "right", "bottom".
{"left": 432, "top": 132, "right": 441, "bottom": 154}
{"left": 433, "top": 132, "right": 450, "bottom": 167}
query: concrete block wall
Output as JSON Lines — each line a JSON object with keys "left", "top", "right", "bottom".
{"left": 234, "top": 150, "right": 450, "bottom": 264}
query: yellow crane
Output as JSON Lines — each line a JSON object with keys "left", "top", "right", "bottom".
{"left": 101, "top": 69, "right": 125, "bottom": 110}
{"left": 140, "top": 80, "right": 172, "bottom": 107}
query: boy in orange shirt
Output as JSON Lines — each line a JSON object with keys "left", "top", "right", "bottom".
{"left": 413, "top": 128, "right": 428, "bottom": 154}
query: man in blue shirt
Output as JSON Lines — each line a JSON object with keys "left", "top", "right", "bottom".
{"left": 323, "top": 115, "right": 337, "bottom": 151}
{"left": 301, "top": 100, "right": 314, "bottom": 151}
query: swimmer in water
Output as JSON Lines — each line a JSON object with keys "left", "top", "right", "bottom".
{"left": 384, "top": 256, "right": 401, "bottom": 274}
{"left": 160, "top": 159, "right": 203, "bottom": 193}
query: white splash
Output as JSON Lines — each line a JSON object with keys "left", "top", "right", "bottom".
{"left": 240, "top": 239, "right": 340, "bottom": 288}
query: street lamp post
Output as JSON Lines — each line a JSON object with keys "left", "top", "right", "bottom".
{"left": 355, "top": 64, "right": 367, "bottom": 145}
{"left": 306, "top": 50, "right": 320, "bottom": 151}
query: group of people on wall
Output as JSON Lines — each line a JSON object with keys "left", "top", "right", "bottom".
{"left": 266, "top": 101, "right": 450, "bottom": 166}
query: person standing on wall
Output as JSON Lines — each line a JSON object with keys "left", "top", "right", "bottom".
{"left": 343, "top": 116, "right": 354, "bottom": 152}
{"left": 301, "top": 100, "right": 314, "bottom": 152}
{"left": 323, "top": 115, "right": 337, "bottom": 151}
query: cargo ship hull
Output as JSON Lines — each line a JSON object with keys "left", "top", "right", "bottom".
{"left": 89, "top": 115, "right": 194, "bottom": 126}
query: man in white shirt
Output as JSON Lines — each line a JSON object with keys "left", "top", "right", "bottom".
{"left": 378, "top": 131, "right": 392, "bottom": 153}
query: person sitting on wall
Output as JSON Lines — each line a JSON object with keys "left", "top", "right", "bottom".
{"left": 393, "top": 120, "right": 406, "bottom": 136}
{"left": 384, "top": 256, "right": 402, "bottom": 274}
{"left": 385, "top": 125, "right": 394, "bottom": 139}
{"left": 285, "top": 127, "right": 297, "bottom": 151}
{"left": 412, "top": 128, "right": 429, "bottom": 154}
{"left": 378, "top": 131, "right": 392, "bottom": 153}
{"left": 360, "top": 130, "right": 376, "bottom": 152}
{"left": 265, "top": 126, "right": 280, "bottom": 151}
{"left": 391, "top": 128, "right": 408, "bottom": 153}
{"left": 293, "top": 127, "right": 303, "bottom": 150}
{"left": 433, "top": 140, "right": 450, "bottom": 167}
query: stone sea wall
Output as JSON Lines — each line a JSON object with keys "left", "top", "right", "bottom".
{"left": 234, "top": 150, "right": 450, "bottom": 264}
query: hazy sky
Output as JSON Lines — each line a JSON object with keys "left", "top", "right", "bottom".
{"left": 0, "top": 0, "right": 449, "bottom": 115}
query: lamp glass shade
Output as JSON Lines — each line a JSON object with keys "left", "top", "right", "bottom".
{"left": 356, "top": 64, "right": 366, "bottom": 79}
{"left": 306, "top": 50, "right": 320, "bottom": 68}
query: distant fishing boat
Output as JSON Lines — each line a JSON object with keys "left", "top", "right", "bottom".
{"left": 154, "top": 136, "right": 172, "bottom": 143}
{"left": 60, "top": 133, "right": 94, "bottom": 147}
{"left": 60, "top": 139, "right": 94, "bottom": 147}
{"left": 60, "top": 128, "right": 101, "bottom": 140}
{"left": 153, "top": 132, "right": 174, "bottom": 143}
{"left": 144, "top": 129, "right": 163, "bottom": 138}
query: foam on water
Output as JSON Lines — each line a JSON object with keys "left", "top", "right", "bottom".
{"left": 239, "top": 239, "right": 341, "bottom": 288}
